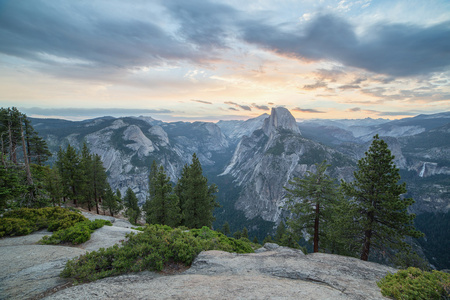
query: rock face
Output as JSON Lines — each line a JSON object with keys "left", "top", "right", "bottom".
{"left": 0, "top": 213, "right": 137, "bottom": 300}
{"left": 34, "top": 117, "right": 231, "bottom": 204}
{"left": 31, "top": 110, "right": 450, "bottom": 217}
{"left": 222, "top": 108, "right": 354, "bottom": 222}
{"left": 262, "top": 107, "right": 301, "bottom": 137}
{"left": 45, "top": 243, "right": 395, "bottom": 300}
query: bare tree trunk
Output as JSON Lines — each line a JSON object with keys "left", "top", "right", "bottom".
{"left": 20, "top": 120, "right": 33, "bottom": 186}
{"left": 361, "top": 211, "right": 374, "bottom": 261}
{"left": 1, "top": 135, "right": 6, "bottom": 167}
{"left": 313, "top": 203, "right": 320, "bottom": 253}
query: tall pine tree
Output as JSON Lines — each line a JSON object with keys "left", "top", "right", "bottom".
{"left": 123, "top": 187, "right": 141, "bottom": 225}
{"left": 341, "top": 135, "right": 423, "bottom": 261}
{"left": 144, "top": 162, "right": 180, "bottom": 227}
{"left": 176, "top": 153, "right": 218, "bottom": 229}
{"left": 285, "top": 161, "right": 340, "bottom": 252}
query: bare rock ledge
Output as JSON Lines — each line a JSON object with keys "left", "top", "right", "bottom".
{"left": 45, "top": 243, "right": 395, "bottom": 300}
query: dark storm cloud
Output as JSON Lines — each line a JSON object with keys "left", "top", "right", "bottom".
{"left": 225, "top": 101, "right": 252, "bottom": 111}
{"left": 292, "top": 107, "right": 325, "bottom": 113}
{"left": 21, "top": 107, "right": 173, "bottom": 117}
{"left": 242, "top": 14, "right": 450, "bottom": 77}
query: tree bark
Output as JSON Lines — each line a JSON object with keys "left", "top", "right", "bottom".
{"left": 314, "top": 203, "right": 320, "bottom": 253}
{"left": 20, "top": 120, "right": 33, "bottom": 186}
{"left": 361, "top": 211, "right": 374, "bottom": 261}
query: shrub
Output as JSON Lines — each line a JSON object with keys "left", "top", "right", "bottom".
{"left": 1, "top": 207, "right": 87, "bottom": 233}
{"left": 377, "top": 267, "right": 450, "bottom": 299}
{"left": 40, "top": 219, "right": 112, "bottom": 245}
{"left": 61, "top": 224, "right": 256, "bottom": 283}
{"left": 0, "top": 218, "right": 36, "bottom": 237}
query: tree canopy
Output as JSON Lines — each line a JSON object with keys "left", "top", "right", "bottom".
{"left": 341, "top": 135, "right": 423, "bottom": 261}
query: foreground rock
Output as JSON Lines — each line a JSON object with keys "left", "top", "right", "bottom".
{"left": 0, "top": 213, "right": 137, "bottom": 300}
{"left": 46, "top": 243, "right": 395, "bottom": 300}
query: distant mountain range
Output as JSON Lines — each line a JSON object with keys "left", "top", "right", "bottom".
{"left": 31, "top": 109, "right": 450, "bottom": 268}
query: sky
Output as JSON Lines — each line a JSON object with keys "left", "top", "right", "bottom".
{"left": 0, "top": 0, "right": 449, "bottom": 122}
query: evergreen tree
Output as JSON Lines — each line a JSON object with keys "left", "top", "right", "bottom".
{"left": 0, "top": 160, "right": 26, "bottom": 209}
{"left": 102, "top": 185, "right": 123, "bottom": 217}
{"left": 341, "top": 135, "right": 423, "bottom": 261}
{"left": 221, "top": 221, "right": 231, "bottom": 236}
{"left": 92, "top": 154, "right": 108, "bottom": 214}
{"left": 79, "top": 143, "right": 95, "bottom": 211}
{"left": 274, "top": 222, "right": 287, "bottom": 243}
{"left": 285, "top": 161, "right": 340, "bottom": 252}
{"left": 44, "top": 166, "right": 63, "bottom": 206}
{"left": 233, "top": 230, "right": 242, "bottom": 239}
{"left": 123, "top": 187, "right": 141, "bottom": 225}
{"left": 177, "top": 153, "right": 218, "bottom": 228}
{"left": 56, "top": 144, "right": 81, "bottom": 206}
{"left": 144, "top": 164, "right": 180, "bottom": 227}
{"left": 174, "top": 163, "right": 189, "bottom": 224}
{"left": 242, "top": 227, "right": 249, "bottom": 239}
{"left": 252, "top": 236, "right": 259, "bottom": 244}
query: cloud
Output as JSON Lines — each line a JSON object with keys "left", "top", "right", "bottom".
{"left": 376, "top": 111, "right": 418, "bottom": 116}
{"left": 1, "top": 1, "right": 449, "bottom": 82}
{"left": 225, "top": 101, "right": 252, "bottom": 111}
{"left": 21, "top": 107, "right": 173, "bottom": 118}
{"left": 191, "top": 99, "right": 212, "bottom": 104}
{"left": 292, "top": 107, "right": 325, "bottom": 113}
{"left": 252, "top": 104, "right": 270, "bottom": 110}
{"left": 339, "top": 84, "right": 360, "bottom": 90}
{"left": 242, "top": 14, "right": 450, "bottom": 76}
{"left": 315, "top": 68, "right": 345, "bottom": 82}
{"left": 0, "top": 1, "right": 206, "bottom": 79}
{"left": 348, "top": 107, "right": 361, "bottom": 112}
{"left": 302, "top": 81, "right": 328, "bottom": 90}
{"left": 161, "top": 0, "right": 238, "bottom": 50}
{"left": 228, "top": 107, "right": 239, "bottom": 111}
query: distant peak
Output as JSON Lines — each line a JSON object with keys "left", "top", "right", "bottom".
{"left": 263, "top": 107, "right": 301, "bottom": 136}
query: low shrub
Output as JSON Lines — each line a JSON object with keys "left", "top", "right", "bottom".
{"left": 377, "top": 267, "right": 450, "bottom": 299}
{"left": 0, "top": 218, "right": 36, "bottom": 237}
{"left": 40, "top": 219, "right": 112, "bottom": 245}
{"left": 61, "top": 224, "right": 256, "bottom": 283}
{"left": 0, "top": 207, "right": 87, "bottom": 237}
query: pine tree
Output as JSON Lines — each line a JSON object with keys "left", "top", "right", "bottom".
{"left": 102, "top": 185, "right": 123, "bottom": 217}
{"left": 174, "top": 163, "right": 189, "bottom": 224}
{"left": 285, "top": 161, "right": 340, "bottom": 252}
{"left": 177, "top": 153, "right": 218, "bottom": 228}
{"left": 92, "top": 154, "right": 108, "bottom": 214}
{"left": 341, "top": 135, "right": 423, "bottom": 261}
{"left": 221, "top": 221, "right": 231, "bottom": 236}
{"left": 123, "top": 187, "right": 141, "bottom": 225}
{"left": 242, "top": 227, "right": 249, "bottom": 239}
{"left": 79, "top": 143, "right": 95, "bottom": 211}
{"left": 144, "top": 164, "right": 180, "bottom": 227}
{"left": 44, "top": 166, "right": 63, "bottom": 206}
{"left": 56, "top": 144, "right": 81, "bottom": 206}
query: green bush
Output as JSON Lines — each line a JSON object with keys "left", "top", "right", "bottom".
{"left": 0, "top": 207, "right": 87, "bottom": 237}
{"left": 377, "top": 267, "right": 450, "bottom": 299}
{"left": 61, "top": 224, "right": 256, "bottom": 283}
{"left": 40, "top": 219, "right": 112, "bottom": 245}
{"left": 0, "top": 218, "right": 36, "bottom": 237}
